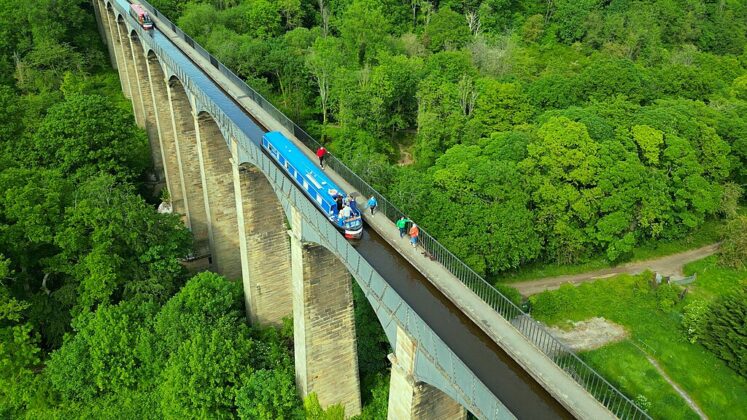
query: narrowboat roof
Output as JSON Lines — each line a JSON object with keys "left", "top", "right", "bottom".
{"left": 263, "top": 131, "right": 345, "bottom": 208}
{"left": 130, "top": 4, "right": 148, "bottom": 14}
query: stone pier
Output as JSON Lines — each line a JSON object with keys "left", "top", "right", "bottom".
{"left": 231, "top": 139, "right": 292, "bottom": 326}
{"left": 194, "top": 114, "right": 241, "bottom": 279}
{"left": 388, "top": 326, "right": 467, "bottom": 420}
{"left": 146, "top": 51, "right": 184, "bottom": 211}
{"left": 130, "top": 34, "right": 164, "bottom": 179}
{"left": 290, "top": 208, "right": 361, "bottom": 416}
{"left": 166, "top": 78, "right": 210, "bottom": 256}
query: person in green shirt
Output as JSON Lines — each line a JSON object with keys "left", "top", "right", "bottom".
{"left": 396, "top": 216, "right": 411, "bottom": 238}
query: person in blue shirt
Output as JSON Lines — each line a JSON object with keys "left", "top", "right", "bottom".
{"left": 348, "top": 195, "right": 359, "bottom": 214}
{"left": 367, "top": 195, "right": 378, "bottom": 215}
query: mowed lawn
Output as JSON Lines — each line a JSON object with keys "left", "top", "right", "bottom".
{"left": 529, "top": 260, "right": 747, "bottom": 420}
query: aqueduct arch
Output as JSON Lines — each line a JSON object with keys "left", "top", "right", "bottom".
{"left": 166, "top": 76, "right": 210, "bottom": 256}
{"left": 129, "top": 33, "right": 164, "bottom": 179}
{"left": 146, "top": 50, "right": 183, "bottom": 206}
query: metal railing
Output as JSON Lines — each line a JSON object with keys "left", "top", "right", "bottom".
{"left": 131, "top": 2, "right": 650, "bottom": 418}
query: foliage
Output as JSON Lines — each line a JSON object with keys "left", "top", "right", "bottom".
{"left": 304, "top": 393, "right": 345, "bottom": 419}
{"left": 653, "top": 283, "right": 680, "bottom": 312}
{"left": 699, "top": 286, "right": 747, "bottom": 377}
{"left": 0, "top": 3, "right": 307, "bottom": 418}
{"left": 164, "top": 0, "right": 747, "bottom": 279}
{"left": 681, "top": 299, "right": 708, "bottom": 344}
{"left": 44, "top": 272, "right": 302, "bottom": 417}
{"left": 28, "top": 93, "right": 149, "bottom": 183}
{"left": 719, "top": 215, "right": 747, "bottom": 270}
{"left": 494, "top": 283, "right": 522, "bottom": 307}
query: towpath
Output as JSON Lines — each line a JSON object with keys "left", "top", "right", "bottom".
{"left": 513, "top": 244, "right": 720, "bottom": 296}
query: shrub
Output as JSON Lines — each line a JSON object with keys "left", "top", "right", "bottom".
{"left": 635, "top": 395, "right": 652, "bottom": 412}
{"left": 681, "top": 299, "right": 709, "bottom": 344}
{"left": 719, "top": 216, "right": 747, "bottom": 270}
{"left": 495, "top": 283, "right": 523, "bottom": 307}
{"left": 700, "top": 286, "right": 747, "bottom": 377}
{"left": 654, "top": 284, "right": 679, "bottom": 312}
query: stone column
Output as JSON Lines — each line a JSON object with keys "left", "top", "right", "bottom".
{"left": 93, "top": 0, "right": 116, "bottom": 68}
{"left": 124, "top": 30, "right": 146, "bottom": 129}
{"left": 231, "top": 140, "right": 292, "bottom": 326}
{"left": 388, "top": 326, "right": 467, "bottom": 420}
{"left": 290, "top": 207, "right": 361, "bottom": 416}
{"left": 166, "top": 79, "right": 209, "bottom": 256}
{"left": 146, "top": 53, "right": 183, "bottom": 209}
{"left": 105, "top": 10, "right": 130, "bottom": 96}
{"left": 194, "top": 114, "right": 241, "bottom": 280}
{"left": 131, "top": 37, "right": 164, "bottom": 178}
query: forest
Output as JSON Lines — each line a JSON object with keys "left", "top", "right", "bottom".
{"left": 0, "top": 0, "right": 391, "bottom": 417}
{"left": 150, "top": 0, "right": 747, "bottom": 277}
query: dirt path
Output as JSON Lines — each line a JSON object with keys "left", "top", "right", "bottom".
{"left": 513, "top": 244, "right": 720, "bottom": 296}
{"left": 643, "top": 354, "right": 708, "bottom": 419}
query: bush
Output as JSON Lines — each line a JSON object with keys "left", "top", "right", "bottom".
{"left": 700, "top": 287, "right": 747, "bottom": 377}
{"left": 495, "top": 283, "right": 523, "bottom": 307}
{"left": 654, "top": 284, "right": 679, "bottom": 312}
{"left": 681, "top": 299, "right": 709, "bottom": 344}
{"left": 719, "top": 216, "right": 747, "bottom": 270}
{"left": 634, "top": 395, "right": 652, "bottom": 413}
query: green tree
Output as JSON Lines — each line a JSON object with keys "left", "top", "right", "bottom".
{"left": 552, "top": 0, "right": 598, "bottom": 43}
{"left": 632, "top": 125, "right": 664, "bottom": 165}
{"left": 466, "top": 79, "right": 533, "bottom": 141}
{"left": 235, "top": 369, "right": 300, "bottom": 419}
{"left": 306, "top": 36, "right": 345, "bottom": 126}
{"left": 28, "top": 94, "right": 149, "bottom": 182}
{"left": 52, "top": 175, "right": 191, "bottom": 315}
{"left": 423, "top": 6, "right": 471, "bottom": 52}
{"left": 177, "top": 3, "right": 220, "bottom": 40}
{"left": 521, "top": 117, "right": 601, "bottom": 263}
{"left": 46, "top": 300, "right": 158, "bottom": 403}
{"left": 0, "top": 257, "right": 42, "bottom": 417}
{"left": 719, "top": 216, "right": 747, "bottom": 270}
{"left": 338, "top": 0, "right": 392, "bottom": 64}
{"left": 700, "top": 286, "right": 747, "bottom": 377}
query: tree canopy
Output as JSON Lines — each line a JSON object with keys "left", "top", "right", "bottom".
{"left": 154, "top": 0, "right": 747, "bottom": 275}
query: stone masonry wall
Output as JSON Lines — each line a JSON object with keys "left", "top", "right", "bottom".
{"left": 291, "top": 219, "right": 362, "bottom": 416}
{"left": 131, "top": 37, "right": 164, "bottom": 179}
{"left": 146, "top": 53, "right": 185, "bottom": 213}
{"left": 233, "top": 163, "right": 292, "bottom": 326}
{"left": 388, "top": 326, "right": 467, "bottom": 420}
{"left": 195, "top": 114, "right": 241, "bottom": 280}
{"left": 167, "top": 80, "right": 210, "bottom": 256}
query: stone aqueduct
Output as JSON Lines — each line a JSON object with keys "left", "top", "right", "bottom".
{"left": 92, "top": 0, "right": 518, "bottom": 418}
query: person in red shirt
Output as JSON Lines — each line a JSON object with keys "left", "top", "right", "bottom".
{"left": 409, "top": 224, "right": 419, "bottom": 248}
{"left": 316, "top": 146, "right": 327, "bottom": 169}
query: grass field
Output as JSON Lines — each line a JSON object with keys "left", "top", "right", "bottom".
{"left": 529, "top": 260, "right": 747, "bottom": 420}
{"left": 494, "top": 218, "right": 724, "bottom": 283}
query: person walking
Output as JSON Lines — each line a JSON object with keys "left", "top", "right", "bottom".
{"left": 396, "top": 216, "right": 411, "bottom": 238}
{"left": 367, "top": 195, "right": 378, "bottom": 215}
{"left": 316, "top": 145, "right": 327, "bottom": 169}
{"left": 409, "top": 223, "right": 419, "bottom": 248}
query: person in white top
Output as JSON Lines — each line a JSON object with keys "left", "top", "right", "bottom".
{"left": 339, "top": 205, "right": 353, "bottom": 220}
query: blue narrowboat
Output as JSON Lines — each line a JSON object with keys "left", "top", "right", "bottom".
{"left": 261, "top": 131, "right": 363, "bottom": 239}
